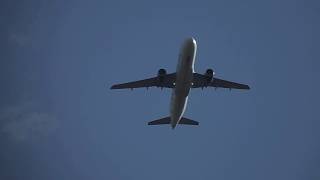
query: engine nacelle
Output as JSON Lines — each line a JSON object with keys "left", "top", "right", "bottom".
{"left": 158, "top": 68, "right": 167, "bottom": 82}
{"left": 204, "top": 69, "right": 215, "bottom": 82}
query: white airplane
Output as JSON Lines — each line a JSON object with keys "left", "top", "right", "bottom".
{"left": 111, "top": 37, "right": 250, "bottom": 129}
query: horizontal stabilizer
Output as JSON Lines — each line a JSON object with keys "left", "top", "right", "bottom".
{"left": 148, "top": 117, "right": 171, "bottom": 125}
{"left": 179, "top": 117, "right": 199, "bottom": 125}
{"left": 148, "top": 117, "right": 199, "bottom": 126}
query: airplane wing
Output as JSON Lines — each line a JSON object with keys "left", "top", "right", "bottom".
{"left": 111, "top": 73, "right": 176, "bottom": 89}
{"left": 192, "top": 73, "right": 250, "bottom": 90}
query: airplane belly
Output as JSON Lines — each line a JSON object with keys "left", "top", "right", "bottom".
{"left": 170, "top": 94, "right": 188, "bottom": 124}
{"left": 169, "top": 68, "right": 192, "bottom": 127}
{"left": 169, "top": 37, "right": 196, "bottom": 128}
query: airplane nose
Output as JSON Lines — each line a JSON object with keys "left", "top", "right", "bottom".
{"left": 183, "top": 37, "right": 197, "bottom": 50}
{"left": 191, "top": 37, "right": 196, "bottom": 45}
{"left": 186, "top": 37, "right": 196, "bottom": 45}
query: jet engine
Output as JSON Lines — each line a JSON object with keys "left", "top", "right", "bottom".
{"left": 204, "top": 69, "right": 214, "bottom": 82}
{"left": 158, "top": 68, "right": 167, "bottom": 82}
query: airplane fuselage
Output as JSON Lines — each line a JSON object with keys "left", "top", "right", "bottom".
{"left": 111, "top": 37, "right": 250, "bottom": 128}
{"left": 170, "top": 38, "right": 197, "bottom": 128}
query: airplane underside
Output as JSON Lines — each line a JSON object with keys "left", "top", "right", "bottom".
{"left": 110, "top": 37, "right": 250, "bottom": 129}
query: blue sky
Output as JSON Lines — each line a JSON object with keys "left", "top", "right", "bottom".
{"left": 0, "top": 0, "right": 319, "bottom": 179}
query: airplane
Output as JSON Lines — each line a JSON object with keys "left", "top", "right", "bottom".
{"left": 111, "top": 37, "right": 250, "bottom": 129}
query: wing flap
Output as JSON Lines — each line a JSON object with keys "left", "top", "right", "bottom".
{"left": 192, "top": 73, "right": 250, "bottom": 90}
{"left": 111, "top": 77, "right": 157, "bottom": 89}
{"left": 111, "top": 73, "right": 176, "bottom": 89}
{"left": 211, "top": 77, "right": 250, "bottom": 89}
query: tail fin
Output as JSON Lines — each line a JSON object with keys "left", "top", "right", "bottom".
{"left": 179, "top": 117, "right": 199, "bottom": 125}
{"left": 148, "top": 117, "right": 171, "bottom": 125}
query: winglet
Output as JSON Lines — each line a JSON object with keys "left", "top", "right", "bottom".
{"left": 110, "top": 84, "right": 120, "bottom": 89}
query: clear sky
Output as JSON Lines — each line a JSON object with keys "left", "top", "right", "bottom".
{"left": 1, "top": 0, "right": 319, "bottom": 179}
